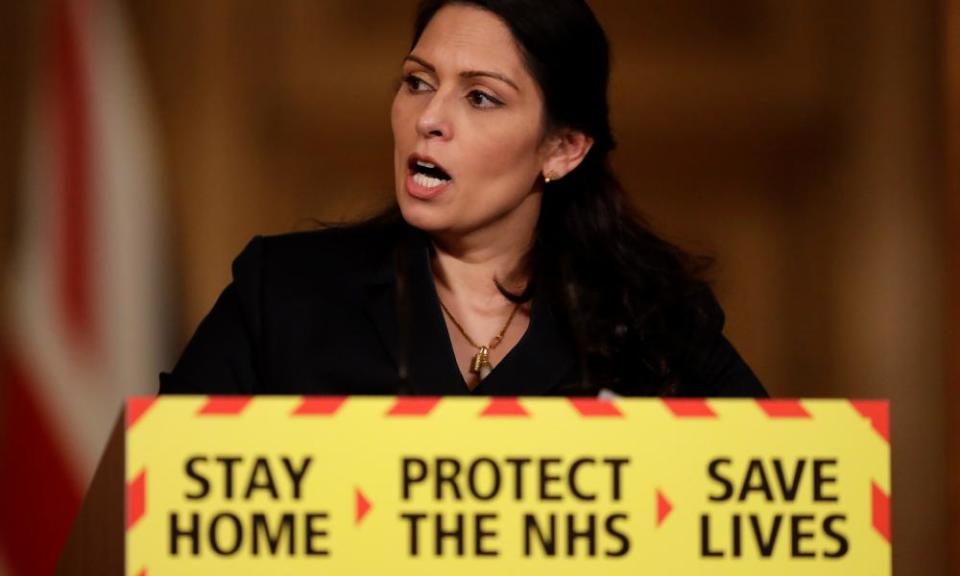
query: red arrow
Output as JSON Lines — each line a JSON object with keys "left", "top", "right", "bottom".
{"left": 356, "top": 488, "right": 372, "bottom": 525}
{"left": 656, "top": 489, "right": 672, "bottom": 527}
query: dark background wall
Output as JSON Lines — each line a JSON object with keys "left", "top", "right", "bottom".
{"left": 946, "top": 0, "right": 959, "bottom": 566}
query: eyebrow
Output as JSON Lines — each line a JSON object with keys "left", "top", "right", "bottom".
{"left": 403, "top": 54, "right": 521, "bottom": 93}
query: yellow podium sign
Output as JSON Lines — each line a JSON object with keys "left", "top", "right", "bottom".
{"left": 125, "top": 397, "right": 890, "bottom": 575}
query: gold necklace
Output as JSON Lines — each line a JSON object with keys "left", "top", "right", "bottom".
{"left": 437, "top": 297, "right": 522, "bottom": 380}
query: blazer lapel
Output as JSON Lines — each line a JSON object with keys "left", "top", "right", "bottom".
{"left": 361, "top": 230, "right": 467, "bottom": 396}
{"left": 361, "top": 279, "right": 404, "bottom": 388}
{"left": 472, "top": 295, "right": 579, "bottom": 396}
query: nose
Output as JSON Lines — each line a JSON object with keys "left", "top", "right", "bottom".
{"left": 415, "top": 91, "right": 453, "bottom": 141}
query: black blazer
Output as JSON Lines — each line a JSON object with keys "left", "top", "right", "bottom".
{"left": 159, "top": 221, "right": 766, "bottom": 397}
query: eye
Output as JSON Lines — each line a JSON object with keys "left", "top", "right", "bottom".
{"left": 466, "top": 89, "right": 503, "bottom": 109}
{"left": 403, "top": 74, "right": 433, "bottom": 93}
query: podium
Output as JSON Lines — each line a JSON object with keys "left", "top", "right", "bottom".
{"left": 58, "top": 416, "right": 125, "bottom": 575}
{"left": 58, "top": 396, "right": 891, "bottom": 575}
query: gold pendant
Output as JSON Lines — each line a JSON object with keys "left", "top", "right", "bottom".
{"left": 470, "top": 346, "right": 491, "bottom": 376}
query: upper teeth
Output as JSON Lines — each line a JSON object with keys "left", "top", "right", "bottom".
{"left": 417, "top": 161, "right": 436, "bottom": 169}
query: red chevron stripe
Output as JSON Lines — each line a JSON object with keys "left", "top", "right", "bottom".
{"left": 198, "top": 396, "right": 252, "bottom": 415}
{"left": 387, "top": 397, "right": 441, "bottom": 416}
{"left": 568, "top": 398, "right": 623, "bottom": 417}
{"left": 850, "top": 400, "right": 890, "bottom": 443}
{"left": 480, "top": 397, "right": 529, "bottom": 417}
{"left": 126, "top": 397, "right": 157, "bottom": 429}
{"left": 662, "top": 399, "right": 716, "bottom": 418}
{"left": 293, "top": 396, "right": 347, "bottom": 416}
{"left": 872, "top": 481, "right": 891, "bottom": 543}
{"left": 756, "top": 399, "right": 811, "bottom": 418}
{"left": 126, "top": 470, "right": 146, "bottom": 530}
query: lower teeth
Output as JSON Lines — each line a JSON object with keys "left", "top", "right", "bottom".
{"left": 413, "top": 172, "right": 448, "bottom": 189}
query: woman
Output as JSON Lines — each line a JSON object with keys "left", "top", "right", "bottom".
{"left": 160, "top": 0, "right": 766, "bottom": 397}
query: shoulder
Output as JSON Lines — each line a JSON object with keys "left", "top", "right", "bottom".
{"left": 232, "top": 215, "right": 407, "bottom": 294}
{"left": 667, "top": 288, "right": 767, "bottom": 397}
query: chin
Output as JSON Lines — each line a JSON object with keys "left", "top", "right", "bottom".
{"left": 396, "top": 194, "right": 449, "bottom": 233}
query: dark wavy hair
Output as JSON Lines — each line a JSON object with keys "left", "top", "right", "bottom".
{"left": 400, "top": 0, "right": 718, "bottom": 395}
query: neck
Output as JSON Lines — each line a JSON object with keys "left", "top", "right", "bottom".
{"left": 430, "top": 214, "right": 536, "bottom": 310}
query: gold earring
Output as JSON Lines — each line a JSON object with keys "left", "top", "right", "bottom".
{"left": 544, "top": 171, "right": 559, "bottom": 184}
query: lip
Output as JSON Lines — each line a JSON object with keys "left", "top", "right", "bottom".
{"left": 405, "top": 153, "right": 453, "bottom": 200}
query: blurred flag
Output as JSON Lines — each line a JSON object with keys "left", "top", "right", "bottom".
{"left": 0, "top": 0, "right": 168, "bottom": 573}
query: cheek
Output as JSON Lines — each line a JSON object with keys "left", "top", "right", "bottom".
{"left": 390, "top": 97, "right": 407, "bottom": 144}
{"left": 391, "top": 97, "right": 418, "bottom": 181}
{"left": 467, "top": 121, "right": 542, "bottom": 182}
{"left": 391, "top": 94, "right": 421, "bottom": 141}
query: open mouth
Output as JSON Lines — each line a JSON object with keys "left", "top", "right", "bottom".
{"left": 408, "top": 156, "right": 452, "bottom": 190}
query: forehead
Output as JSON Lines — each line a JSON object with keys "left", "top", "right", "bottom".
{"left": 412, "top": 4, "right": 529, "bottom": 79}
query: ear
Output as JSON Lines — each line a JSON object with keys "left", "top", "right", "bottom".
{"left": 541, "top": 129, "right": 594, "bottom": 181}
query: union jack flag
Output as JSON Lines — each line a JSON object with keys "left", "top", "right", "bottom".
{"left": 0, "top": 0, "right": 169, "bottom": 572}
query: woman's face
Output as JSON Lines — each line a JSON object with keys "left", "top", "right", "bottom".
{"left": 391, "top": 4, "right": 549, "bottom": 240}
